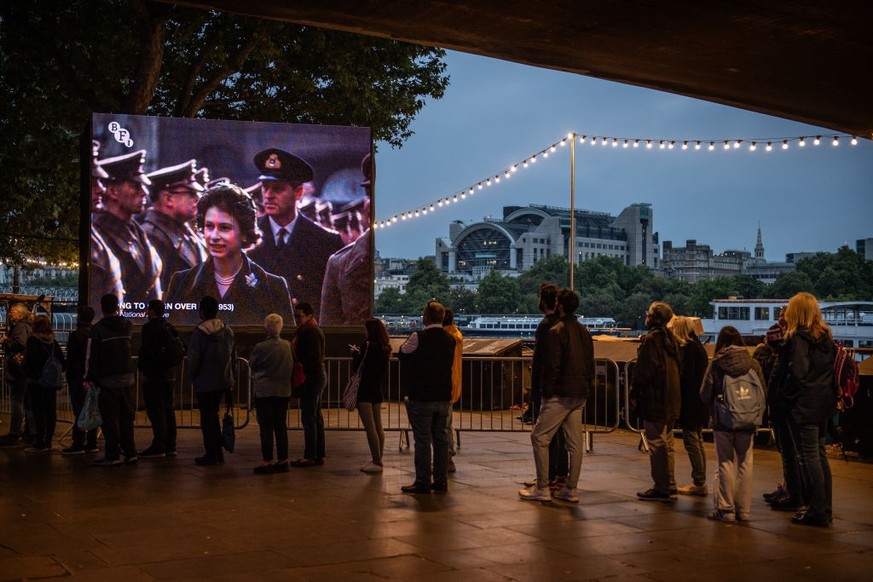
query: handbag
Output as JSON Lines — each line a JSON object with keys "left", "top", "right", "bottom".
{"left": 77, "top": 385, "right": 102, "bottom": 431}
{"left": 222, "top": 408, "right": 236, "bottom": 453}
{"left": 343, "top": 344, "right": 368, "bottom": 412}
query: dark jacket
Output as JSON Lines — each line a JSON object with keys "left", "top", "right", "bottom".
{"left": 65, "top": 323, "right": 91, "bottom": 386}
{"left": 92, "top": 211, "right": 161, "bottom": 304}
{"left": 700, "top": 345, "right": 766, "bottom": 432}
{"left": 139, "top": 207, "right": 207, "bottom": 293}
{"left": 188, "top": 318, "right": 237, "bottom": 393}
{"left": 542, "top": 314, "right": 594, "bottom": 399}
{"left": 138, "top": 318, "right": 178, "bottom": 380}
{"left": 531, "top": 313, "right": 560, "bottom": 393}
{"left": 248, "top": 214, "right": 343, "bottom": 318}
{"left": 294, "top": 320, "right": 326, "bottom": 383}
{"left": 398, "top": 326, "right": 456, "bottom": 402}
{"left": 779, "top": 330, "right": 836, "bottom": 425}
{"left": 631, "top": 325, "right": 681, "bottom": 423}
{"left": 678, "top": 335, "right": 710, "bottom": 427}
{"left": 3, "top": 320, "right": 32, "bottom": 381}
{"left": 165, "top": 255, "right": 295, "bottom": 327}
{"left": 25, "top": 335, "right": 65, "bottom": 386}
{"left": 86, "top": 315, "right": 134, "bottom": 387}
{"left": 352, "top": 340, "right": 390, "bottom": 403}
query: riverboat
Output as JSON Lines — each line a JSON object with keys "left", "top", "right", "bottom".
{"left": 460, "top": 315, "right": 620, "bottom": 338}
{"left": 700, "top": 299, "right": 873, "bottom": 349}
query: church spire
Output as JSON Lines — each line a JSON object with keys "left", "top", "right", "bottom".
{"left": 754, "top": 222, "right": 765, "bottom": 260}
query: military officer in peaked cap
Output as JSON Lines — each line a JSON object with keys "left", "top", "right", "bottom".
{"left": 92, "top": 149, "right": 162, "bottom": 306}
{"left": 88, "top": 141, "right": 125, "bottom": 308}
{"left": 139, "top": 159, "right": 208, "bottom": 292}
{"left": 247, "top": 148, "right": 343, "bottom": 316}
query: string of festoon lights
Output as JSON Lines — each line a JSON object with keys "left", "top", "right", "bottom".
{"left": 373, "top": 131, "right": 860, "bottom": 230}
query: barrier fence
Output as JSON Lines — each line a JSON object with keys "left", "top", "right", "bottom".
{"left": 1, "top": 353, "right": 626, "bottom": 451}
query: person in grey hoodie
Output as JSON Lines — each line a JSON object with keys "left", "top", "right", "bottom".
{"left": 700, "top": 326, "right": 766, "bottom": 523}
{"left": 187, "top": 295, "right": 237, "bottom": 466}
{"left": 250, "top": 313, "right": 293, "bottom": 474}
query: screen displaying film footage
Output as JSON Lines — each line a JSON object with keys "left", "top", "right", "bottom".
{"left": 85, "top": 113, "right": 373, "bottom": 327}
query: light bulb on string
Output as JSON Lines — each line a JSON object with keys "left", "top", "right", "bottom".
{"left": 851, "top": 136, "right": 858, "bottom": 145}
{"left": 612, "top": 138, "right": 618, "bottom": 147}
{"left": 659, "top": 140, "right": 665, "bottom": 149}
{"left": 832, "top": 136, "right": 839, "bottom": 146}
{"left": 734, "top": 140, "right": 742, "bottom": 149}
{"left": 766, "top": 142, "right": 773, "bottom": 152}
{"left": 600, "top": 137, "right": 608, "bottom": 146}
{"left": 682, "top": 141, "right": 688, "bottom": 150}
{"left": 723, "top": 140, "right": 730, "bottom": 150}
{"left": 708, "top": 142, "right": 715, "bottom": 151}
{"left": 633, "top": 139, "right": 640, "bottom": 148}
{"left": 623, "top": 139, "right": 629, "bottom": 148}
{"left": 799, "top": 137, "right": 806, "bottom": 147}
{"left": 782, "top": 140, "right": 789, "bottom": 150}
{"left": 695, "top": 141, "right": 701, "bottom": 150}
{"left": 668, "top": 140, "right": 675, "bottom": 149}
{"left": 550, "top": 145, "right": 557, "bottom": 152}
{"left": 511, "top": 164, "right": 518, "bottom": 172}
{"left": 646, "top": 140, "right": 653, "bottom": 149}
{"left": 750, "top": 141, "right": 757, "bottom": 151}
{"left": 814, "top": 136, "right": 821, "bottom": 145}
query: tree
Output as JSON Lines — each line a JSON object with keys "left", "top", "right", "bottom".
{"left": 687, "top": 277, "right": 738, "bottom": 317}
{"left": 404, "top": 259, "right": 452, "bottom": 308}
{"left": 0, "top": 1, "right": 449, "bottom": 269}
{"left": 448, "top": 286, "right": 478, "bottom": 314}
{"left": 374, "top": 287, "right": 408, "bottom": 314}
{"left": 476, "top": 270, "right": 519, "bottom": 314}
{"left": 516, "top": 256, "right": 570, "bottom": 298}
{"left": 764, "top": 270, "right": 816, "bottom": 300}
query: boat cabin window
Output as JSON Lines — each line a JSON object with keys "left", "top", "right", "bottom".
{"left": 755, "top": 307, "right": 770, "bottom": 321}
{"left": 718, "top": 306, "right": 750, "bottom": 321}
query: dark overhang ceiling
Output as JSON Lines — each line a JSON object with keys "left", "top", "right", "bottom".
{"left": 170, "top": 1, "right": 873, "bottom": 138}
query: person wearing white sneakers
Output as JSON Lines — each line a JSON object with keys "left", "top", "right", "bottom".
{"left": 518, "top": 288, "right": 594, "bottom": 504}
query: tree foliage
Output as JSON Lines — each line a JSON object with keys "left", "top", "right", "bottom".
{"left": 0, "top": 0, "right": 449, "bottom": 267}
{"left": 476, "top": 270, "right": 519, "bottom": 314}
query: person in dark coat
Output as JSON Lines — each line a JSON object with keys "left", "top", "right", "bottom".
{"left": 291, "top": 301, "right": 328, "bottom": 467}
{"left": 61, "top": 305, "right": 99, "bottom": 455}
{"left": 779, "top": 292, "right": 837, "bottom": 527}
{"left": 0, "top": 303, "right": 33, "bottom": 446}
{"left": 670, "top": 316, "right": 710, "bottom": 496}
{"left": 137, "top": 300, "right": 180, "bottom": 458}
{"left": 631, "top": 301, "right": 681, "bottom": 501}
{"left": 246, "top": 148, "right": 344, "bottom": 317}
{"left": 352, "top": 318, "right": 391, "bottom": 473}
{"left": 164, "top": 183, "right": 294, "bottom": 326}
{"left": 23, "top": 316, "right": 65, "bottom": 453}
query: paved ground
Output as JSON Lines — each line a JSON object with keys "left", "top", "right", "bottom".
{"left": 2, "top": 420, "right": 873, "bottom": 581}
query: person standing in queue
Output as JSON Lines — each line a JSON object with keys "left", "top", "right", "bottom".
{"left": 62, "top": 305, "right": 99, "bottom": 455}
{"left": 290, "top": 302, "right": 327, "bottom": 467}
{"left": 187, "top": 296, "right": 237, "bottom": 466}
{"left": 398, "top": 301, "right": 456, "bottom": 494}
{"left": 137, "top": 300, "right": 180, "bottom": 458}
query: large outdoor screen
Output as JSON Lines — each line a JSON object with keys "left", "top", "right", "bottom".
{"left": 84, "top": 113, "right": 373, "bottom": 327}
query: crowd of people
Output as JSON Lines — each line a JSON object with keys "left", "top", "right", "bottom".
{"left": 1, "top": 289, "right": 839, "bottom": 526}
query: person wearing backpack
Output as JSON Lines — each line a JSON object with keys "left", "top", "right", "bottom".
{"left": 138, "top": 300, "right": 182, "bottom": 458}
{"left": 779, "top": 292, "right": 836, "bottom": 528}
{"left": 700, "top": 326, "right": 766, "bottom": 523}
{"left": 23, "top": 315, "right": 66, "bottom": 453}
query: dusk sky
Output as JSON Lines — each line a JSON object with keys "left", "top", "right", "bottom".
{"left": 373, "top": 50, "right": 872, "bottom": 263}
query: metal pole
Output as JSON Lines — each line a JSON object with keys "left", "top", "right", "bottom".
{"left": 570, "top": 133, "right": 576, "bottom": 291}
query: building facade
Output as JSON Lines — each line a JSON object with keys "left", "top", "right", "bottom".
{"left": 434, "top": 203, "right": 659, "bottom": 279}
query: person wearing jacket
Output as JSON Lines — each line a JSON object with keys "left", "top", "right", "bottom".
{"left": 518, "top": 288, "right": 594, "bottom": 504}
{"left": 188, "top": 295, "right": 237, "bottom": 466}
{"left": 86, "top": 294, "right": 138, "bottom": 466}
{"left": 353, "top": 318, "right": 391, "bottom": 473}
{"left": 631, "top": 301, "right": 681, "bottom": 502}
{"left": 137, "top": 300, "right": 179, "bottom": 458}
{"left": 23, "top": 315, "right": 66, "bottom": 453}
{"left": 700, "top": 326, "right": 766, "bottom": 522}
{"left": 0, "top": 303, "right": 34, "bottom": 446}
{"left": 62, "top": 305, "right": 99, "bottom": 455}
{"left": 779, "top": 292, "right": 836, "bottom": 527}
{"left": 250, "top": 313, "right": 293, "bottom": 474}
{"left": 442, "top": 308, "right": 464, "bottom": 473}
{"left": 291, "top": 301, "right": 327, "bottom": 467}
{"left": 670, "top": 316, "right": 711, "bottom": 496}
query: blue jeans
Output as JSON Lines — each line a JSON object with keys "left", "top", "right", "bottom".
{"left": 407, "top": 400, "right": 449, "bottom": 486}
{"left": 788, "top": 421, "right": 832, "bottom": 521}
{"left": 299, "top": 374, "right": 326, "bottom": 461}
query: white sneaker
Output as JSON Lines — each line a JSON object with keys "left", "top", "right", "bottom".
{"left": 552, "top": 486, "right": 579, "bottom": 503}
{"left": 518, "top": 484, "right": 551, "bottom": 502}
{"left": 360, "top": 462, "right": 383, "bottom": 473}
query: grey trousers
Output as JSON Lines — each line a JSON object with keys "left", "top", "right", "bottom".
{"left": 531, "top": 396, "right": 586, "bottom": 489}
{"left": 681, "top": 422, "right": 707, "bottom": 486}
{"left": 644, "top": 420, "right": 676, "bottom": 493}
{"left": 713, "top": 430, "right": 754, "bottom": 518}
{"left": 357, "top": 402, "right": 385, "bottom": 464}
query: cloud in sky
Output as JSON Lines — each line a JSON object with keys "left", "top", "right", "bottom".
{"left": 373, "top": 51, "right": 872, "bottom": 263}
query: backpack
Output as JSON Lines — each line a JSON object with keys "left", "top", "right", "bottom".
{"left": 714, "top": 368, "right": 766, "bottom": 431}
{"left": 833, "top": 344, "right": 860, "bottom": 411}
{"left": 40, "top": 342, "right": 64, "bottom": 389}
{"left": 157, "top": 322, "right": 186, "bottom": 370}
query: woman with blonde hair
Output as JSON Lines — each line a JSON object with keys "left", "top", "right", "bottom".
{"left": 249, "top": 313, "right": 294, "bottom": 474}
{"left": 669, "top": 316, "right": 710, "bottom": 496}
{"left": 778, "top": 291, "right": 835, "bottom": 527}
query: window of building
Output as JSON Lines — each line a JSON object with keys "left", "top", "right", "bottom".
{"left": 754, "top": 307, "right": 770, "bottom": 321}
{"left": 718, "top": 306, "right": 750, "bottom": 321}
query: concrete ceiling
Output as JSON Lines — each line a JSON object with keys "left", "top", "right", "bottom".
{"left": 172, "top": 1, "right": 873, "bottom": 138}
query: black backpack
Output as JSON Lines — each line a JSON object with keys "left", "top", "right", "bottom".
{"left": 40, "top": 342, "right": 64, "bottom": 389}
{"left": 157, "top": 322, "right": 186, "bottom": 370}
